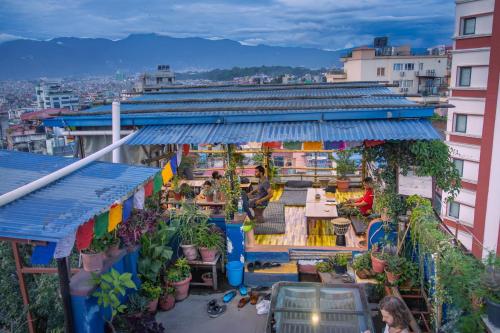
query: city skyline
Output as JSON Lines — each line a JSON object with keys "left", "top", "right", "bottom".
{"left": 0, "top": 0, "right": 455, "bottom": 50}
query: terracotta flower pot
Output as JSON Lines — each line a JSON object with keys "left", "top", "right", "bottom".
{"left": 385, "top": 269, "right": 401, "bottom": 284}
{"left": 201, "top": 272, "right": 213, "bottom": 286}
{"left": 174, "top": 192, "right": 182, "bottom": 201}
{"left": 81, "top": 252, "right": 104, "bottom": 272}
{"left": 245, "top": 228, "right": 255, "bottom": 248}
{"left": 147, "top": 298, "right": 159, "bottom": 313}
{"left": 171, "top": 274, "right": 192, "bottom": 301}
{"left": 199, "top": 247, "right": 218, "bottom": 262}
{"left": 371, "top": 253, "right": 387, "bottom": 273}
{"left": 206, "top": 194, "right": 214, "bottom": 202}
{"left": 181, "top": 244, "right": 198, "bottom": 261}
{"left": 336, "top": 179, "right": 350, "bottom": 192}
{"left": 159, "top": 294, "right": 175, "bottom": 311}
{"left": 356, "top": 269, "right": 371, "bottom": 279}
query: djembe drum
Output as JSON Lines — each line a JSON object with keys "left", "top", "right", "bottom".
{"left": 332, "top": 217, "right": 351, "bottom": 246}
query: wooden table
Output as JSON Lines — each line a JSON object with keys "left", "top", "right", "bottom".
{"left": 306, "top": 188, "right": 326, "bottom": 203}
{"left": 305, "top": 194, "right": 338, "bottom": 235}
{"left": 188, "top": 253, "right": 224, "bottom": 290}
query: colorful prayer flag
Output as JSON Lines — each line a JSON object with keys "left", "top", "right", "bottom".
{"left": 134, "top": 187, "right": 145, "bottom": 209}
{"left": 182, "top": 144, "right": 190, "bottom": 156}
{"left": 108, "top": 203, "right": 123, "bottom": 232}
{"left": 153, "top": 172, "right": 163, "bottom": 193}
{"left": 324, "top": 141, "right": 346, "bottom": 150}
{"left": 94, "top": 211, "right": 109, "bottom": 238}
{"left": 262, "top": 142, "right": 282, "bottom": 149}
{"left": 144, "top": 180, "right": 153, "bottom": 197}
{"left": 161, "top": 162, "right": 174, "bottom": 184}
{"left": 31, "top": 242, "right": 57, "bottom": 265}
{"left": 176, "top": 148, "right": 182, "bottom": 166}
{"left": 123, "top": 196, "right": 134, "bottom": 221}
{"left": 76, "top": 219, "right": 94, "bottom": 251}
{"left": 170, "top": 155, "right": 178, "bottom": 175}
{"left": 283, "top": 141, "right": 302, "bottom": 150}
{"left": 364, "top": 140, "right": 385, "bottom": 148}
{"left": 303, "top": 141, "right": 322, "bottom": 150}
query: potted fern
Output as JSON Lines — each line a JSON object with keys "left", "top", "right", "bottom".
{"left": 194, "top": 221, "right": 225, "bottom": 262}
{"left": 384, "top": 254, "right": 407, "bottom": 285}
{"left": 332, "top": 150, "right": 357, "bottom": 191}
{"left": 167, "top": 258, "right": 192, "bottom": 301}
{"left": 170, "top": 204, "right": 209, "bottom": 260}
{"left": 140, "top": 281, "right": 162, "bottom": 313}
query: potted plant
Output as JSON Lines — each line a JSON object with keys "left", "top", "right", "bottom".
{"left": 166, "top": 258, "right": 192, "bottom": 301}
{"left": 384, "top": 255, "right": 407, "bottom": 285}
{"left": 158, "top": 286, "right": 176, "bottom": 311}
{"left": 202, "top": 186, "right": 215, "bottom": 202}
{"left": 315, "top": 261, "right": 333, "bottom": 273}
{"left": 332, "top": 254, "right": 349, "bottom": 274}
{"left": 353, "top": 252, "right": 373, "bottom": 279}
{"left": 332, "top": 150, "right": 357, "bottom": 191}
{"left": 481, "top": 252, "right": 500, "bottom": 328}
{"left": 140, "top": 281, "right": 162, "bottom": 313}
{"left": 370, "top": 246, "right": 388, "bottom": 274}
{"left": 102, "top": 231, "right": 121, "bottom": 258}
{"left": 81, "top": 236, "right": 107, "bottom": 272}
{"left": 171, "top": 176, "right": 182, "bottom": 201}
{"left": 92, "top": 268, "right": 137, "bottom": 332}
{"left": 180, "top": 183, "right": 194, "bottom": 200}
{"left": 242, "top": 220, "right": 255, "bottom": 248}
{"left": 194, "top": 221, "right": 225, "bottom": 262}
{"left": 138, "top": 221, "right": 174, "bottom": 284}
{"left": 118, "top": 209, "right": 163, "bottom": 251}
{"left": 124, "top": 293, "right": 149, "bottom": 319}
{"left": 170, "top": 204, "right": 210, "bottom": 260}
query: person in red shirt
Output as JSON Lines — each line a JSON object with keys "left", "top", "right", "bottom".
{"left": 348, "top": 177, "right": 374, "bottom": 216}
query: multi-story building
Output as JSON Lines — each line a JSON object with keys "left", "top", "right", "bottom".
{"left": 134, "top": 65, "right": 176, "bottom": 92}
{"left": 335, "top": 42, "right": 451, "bottom": 96}
{"left": 35, "top": 82, "right": 80, "bottom": 110}
{"left": 441, "top": 0, "right": 499, "bottom": 258}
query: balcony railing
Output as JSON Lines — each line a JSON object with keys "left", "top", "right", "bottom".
{"left": 415, "top": 70, "right": 437, "bottom": 77}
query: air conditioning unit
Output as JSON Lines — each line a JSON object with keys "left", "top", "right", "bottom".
{"left": 400, "top": 71, "right": 406, "bottom": 77}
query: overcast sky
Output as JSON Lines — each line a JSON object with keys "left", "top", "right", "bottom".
{"left": 0, "top": 0, "right": 455, "bottom": 49}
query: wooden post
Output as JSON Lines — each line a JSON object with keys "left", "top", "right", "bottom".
{"left": 11, "top": 241, "right": 35, "bottom": 333}
{"left": 314, "top": 152, "right": 318, "bottom": 184}
{"left": 57, "top": 257, "right": 75, "bottom": 333}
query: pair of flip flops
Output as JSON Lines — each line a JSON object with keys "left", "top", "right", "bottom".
{"left": 207, "top": 299, "right": 226, "bottom": 318}
{"left": 247, "top": 261, "right": 281, "bottom": 272}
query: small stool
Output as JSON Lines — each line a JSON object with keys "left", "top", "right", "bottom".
{"left": 188, "top": 253, "right": 224, "bottom": 290}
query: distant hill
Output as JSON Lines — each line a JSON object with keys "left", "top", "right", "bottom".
{"left": 0, "top": 34, "right": 345, "bottom": 80}
{"left": 176, "top": 66, "right": 329, "bottom": 81}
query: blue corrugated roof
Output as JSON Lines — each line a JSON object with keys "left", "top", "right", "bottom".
{"left": 126, "top": 119, "right": 440, "bottom": 145}
{"left": 0, "top": 150, "right": 160, "bottom": 242}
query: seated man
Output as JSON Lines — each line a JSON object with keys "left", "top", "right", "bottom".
{"left": 248, "top": 165, "right": 273, "bottom": 223}
{"left": 197, "top": 181, "right": 213, "bottom": 200}
{"left": 347, "top": 177, "right": 374, "bottom": 216}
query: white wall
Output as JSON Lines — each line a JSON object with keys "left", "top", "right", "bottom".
{"left": 449, "top": 98, "right": 485, "bottom": 115}
{"left": 447, "top": 142, "right": 481, "bottom": 161}
{"left": 451, "top": 49, "right": 490, "bottom": 88}
{"left": 457, "top": 230, "right": 473, "bottom": 251}
{"left": 462, "top": 160, "right": 480, "bottom": 182}
{"left": 482, "top": 79, "right": 500, "bottom": 257}
{"left": 455, "top": 0, "right": 495, "bottom": 36}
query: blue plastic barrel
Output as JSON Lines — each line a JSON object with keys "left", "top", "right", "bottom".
{"left": 226, "top": 261, "right": 244, "bottom": 287}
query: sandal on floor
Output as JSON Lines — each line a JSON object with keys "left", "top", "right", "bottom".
{"left": 247, "top": 261, "right": 262, "bottom": 272}
{"left": 238, "top": 296, "right": 251, "bottom": 308}
{"left": 262, "top": 262, "right": 281, "bottom": 269}
{"left": 223, "top": 290, "right": 237, "bottom": 303}
{"left": 208, "top": 304, "right": 227, "bottom": 318}
{"left": 250, "top": 291, "right": 260, "bottom": 305}
{"left": 207, "top": 299, "right": 218, "bottom": 312}
{"left": 239, "top": 285, "right": 248, "bottom": 296}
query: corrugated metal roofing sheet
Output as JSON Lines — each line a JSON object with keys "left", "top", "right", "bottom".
{"left": 83, "top": 96, "right": 415, "bottom": 113}
{"left": 126, "top": 119, "right": 440, "bottom": 145}
{"left": 0, "top": 150, "right": 160, "bottom": 242}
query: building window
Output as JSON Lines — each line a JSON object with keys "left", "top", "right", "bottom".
{"left": 393, "top": 63, "right": 403, "bottom": 71}
{"left": 453, "top": 159, "right": 464, "bottom": 177}
{"left": 377, "top": 67, "right": 385, "bottom": 76}
{"left": 401, "top": 80, "right": 413, "bottom": 88}
{"left": 393, "top": 80, "right": 400, "bottom": 86}
{"left": 462, "top": 17, "right": 476, "bottom": 35}
{"left": 458, "top": 67, "right": 472, "bottom": 87}
{"left": 404, "top": 63, "right": 415, "bottom": 71}
{"left": 454, "top": 114, "right": 467, "bottom": 133}
{"left": 448, "top": 201, "right": 460, "bottom": 219}
{"left": 419, "top": 63, "right": 424, "bottom": 70}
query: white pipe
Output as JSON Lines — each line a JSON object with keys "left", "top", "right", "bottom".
{"left": 112, "top": 101, "right": 121, "bottom": 163}
{"left": 0, "top": 131, "right": 136, "bottom": 207}
{"left": 61, "top": 130, "right": 133, "bottom": 136}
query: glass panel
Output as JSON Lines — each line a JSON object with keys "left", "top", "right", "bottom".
{"left": 449, "top": 201, "right": 460, "bottom": 219}
{"left": 454, "top": 114, "right": 467, "bottom": 133}
{"left": 463, "top": 17, "right": 476, "bottom": 35}
{"left": 453, "top": 159, "right": 464, "bottom": 177}
{"left": 459, "top": 67, "right": 471, "bottom": 87}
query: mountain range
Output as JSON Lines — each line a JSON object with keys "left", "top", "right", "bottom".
{"left": 0, "top": 34, "right": 346, "bottom": 80}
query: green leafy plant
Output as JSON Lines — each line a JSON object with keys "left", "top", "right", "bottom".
{"left": 171, "top": 176, "right": 181, "bottom": 194}
{"left": 384, "top": 255, "right": 407, "bottom": 275}
{"left": 315, "top": 261, "right": 333, "bottom": 273}
{"left": 170, "top": 203, "right": 209, "bottom": 245}
{"left": 220, "top": 144, "right": 241, "bottom": 220}
{"left": 481, "top": 252, "right": 500, "bottom": 303}
{"left": 180, "top": 183, "right": 194, "bottom": 198}
{"left": 166, "top": 258, "right": 191, "bottom": 282}
{"left": 82, "top": 236, "right": 108, "bottom": 254}
{"left": 194, "top": 220, "right": 225, "bottom": 253}
{"left": 353, "top": 252, "right": 372, "bottom": 272}
{"left": 138, "top": 221, "right": 174, "bottom": 284}
{"left": 92, "top": 269, "right": 137, "bottom": 328}
{"left": 332, "top": 150, "right": 357, "bottom": 180}
{"left": 140, "top": 281, "right": 162, "bottom": 301}
{"left": 332, "top": 254, "right": 349, "bottom": 267}
{"left": 202, "top": 186, "right": 215, "bottom": 197}
{"left": 125, "top": 293, "right": 149, "bottom": 315}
